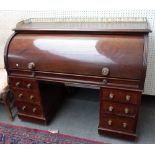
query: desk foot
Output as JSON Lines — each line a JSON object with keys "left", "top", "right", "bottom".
{"left": 98, "top": 127, "right": 137, "bottom": 141}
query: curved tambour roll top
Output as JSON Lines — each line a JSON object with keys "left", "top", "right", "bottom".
{"left": 5, "top": 18, "right": 151, "bottom": 89}
{"left": 7, "top": 33, "right": 145, "bottom": 79}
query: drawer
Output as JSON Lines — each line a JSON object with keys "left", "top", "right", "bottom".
{"left": 101, "top": 88, "right": 141, "bottom": 104}
{"left": 17, "top": 102, "right": 44, "bottom": 117}
{"left": 13, "top": 89, "right": 27, "bottom": 101}
{"left": 9, "top": 77, "right": 23, "bottom": 88}
{"left": 99, "top": 114, "right": 136, "bottom": 133}
{"left": 13, "top": 89, "right": 40, "bottom": 104}
{"left": 9, "top": 77, "right": 38, "bottom": 90}
{"left": 26, "top": 91, "right": 41, "bottom": 103}
{"left": 101, "top": 101, "right": 138, "bottom": 117}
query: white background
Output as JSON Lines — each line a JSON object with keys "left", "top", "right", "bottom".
{"left": 0, "top": 0, "right": 155, "bottom": 10}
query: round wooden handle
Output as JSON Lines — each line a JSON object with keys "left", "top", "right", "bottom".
{"left": 126, "top": 95, "right": 131, "bottom": 101}
{"left": 27, "top": 83, "right": 32, "bottom": 89}
{"left": 102, "top": 67, "right": 109, "bottom": 76}
{"left": 28, "top": 62, "right": 35, "bottom": 70}
{"left": 22, "top": 106, "right": 26, "bottom": 111}
{"left": 108, "top": 106, "right": 114, "bottom": 112}
{"left": 108, "top": 120, "right": 112, "bottom": 126}
{"left": 124, "top": 108, "right": 129, "bottom": 114}
{"left": 102, "top": 79, "right": 107, "bottom": 85}
{"left": 122, "top": 122, "right": 127, "bottom": 128}
{"left": 30, "top": 95, "right": 34, "bottom": 100}
{"left": 16, "top": 82, "right": 20, "bottom": 87}
{"left": 18, "top": 93, "right": 23, "bottom": 98}
{"left": 32, "top": 108, "right": 37, "bottom": 113}
{"left": 109, "top": 93, "right": 114, "bottom": 99}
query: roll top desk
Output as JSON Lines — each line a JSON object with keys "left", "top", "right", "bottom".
{"left": 4, "top": 18, "right": 151, "bottom": 140}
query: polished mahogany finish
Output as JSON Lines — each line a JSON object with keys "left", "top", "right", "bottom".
{"left": 101, "top": 88, "right": 141, "bottom": 104}
{"left": 8, "top": 34, "right": 144, "bottom": 79}
{"left": 4, "top": 18, "right": 151, "bottom": 140}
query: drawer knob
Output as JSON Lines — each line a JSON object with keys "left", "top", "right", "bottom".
{"left": 16, "top": 63, "right": 19, "bottom": 68}
{"left": 18, "top": 93, "right": 23, "bottom": 98}
{"left": 102, "top": 79, "right": 107, "bottom": 85}
{"left": 22, "top": 106, "right": 26, "bottom": 111}
{"left": 108, "top": 120, "right": 112, "bottom": 126}
{"left": 28, "top": 62, "right": 35, "bottom": 70}
{"left": 126, "top": 95, "right": 131, "bottom": 101}
{"left": 30, "top": 95, "right": 34, "bottom": 100}
{"left": 102, "top": 67, "right": 109, "bottom": 76}
{"left": 122, "top": 122, "right": 127, "bottom": 128}
{"left": 32, "top": 108, "right": 37, "bottom": 113}
{"left": 108, "top": 106, "right": 114, "bottom": 112}
{"left": 109, "top": 93, "right": 114, "bottom": 99}
{"left": 124, "top": 108, "right": 129, "bottom": 114}
{"left": 27, "top": 83, "right": 32, "bottom": 89}
{"left": 16, "top": 82, "right": 20, "bottom": 87}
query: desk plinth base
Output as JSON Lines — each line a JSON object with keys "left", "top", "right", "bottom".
{"left": 98, "top": 127, "right": 137, "bottom": 141}
{"left": 18, "top": 113, "right": 47, "bottom": 124}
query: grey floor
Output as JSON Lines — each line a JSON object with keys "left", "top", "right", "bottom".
{"left": 0, "top": 88, "right": 155, "bottom": 144}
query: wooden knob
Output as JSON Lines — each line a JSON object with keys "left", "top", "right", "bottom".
{"left": 18, "top": 93, "right": 23, "bottom": 98}
{"left": 32, "top": 108, "right": 37, "bottom": 113}
{"left": 16, "top": 82, "right": 20, "bottom": 87}
{"left": 126, "top": 95, "right": 131, "bottom": 101}
{"left": 109, "top": 93, "right": 114, "bottom": 99}
{"left": 28, "top": 62, "right": 35, "bottom": 70}
{"left": 22, "top": 106, "right": 26, "bottom": 111}
{"left": 102, "top": 67, "right": 109, "bottom": 76}
{"left": 124, "top": 108, "right": 129, "bottom": 114}
{"left": 122, "top": 122, "right": 127, "bottom": 128}
{"left": 108, "top": 120, "right": 112, "bottom": 126}
{"left": 108, "top": 106, "right": 114, "bottom": 112}
{"left": 27, "top": 83, "right": 32, "bottom": 89}
{"left": 30, "top": 95, "right": 34, "bottom": 100}
{"left": 102, "top": 79, "right": 107, "bottom": 85}
{"left": 16, "top": 64, "right": 19, "bottom": 68}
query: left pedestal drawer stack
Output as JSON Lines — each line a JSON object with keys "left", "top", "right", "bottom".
{"left": 9, "top": 77, "right": 46, "bottom": 123}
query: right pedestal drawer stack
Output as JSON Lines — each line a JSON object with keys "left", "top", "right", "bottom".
{"left": 99, "top": 88, "right": 141, "bottom": 140}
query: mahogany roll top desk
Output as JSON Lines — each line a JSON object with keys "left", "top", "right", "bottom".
{"left": 4, "top": 18, "right": 151, "bottom": 140}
